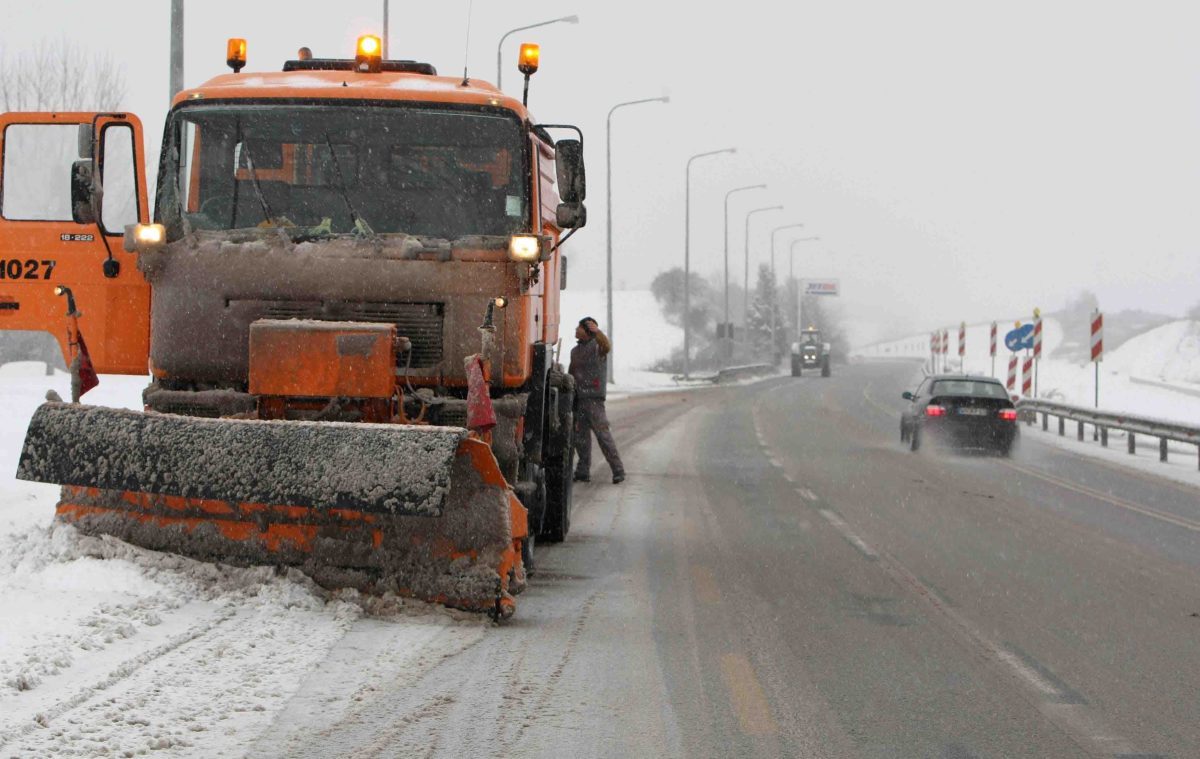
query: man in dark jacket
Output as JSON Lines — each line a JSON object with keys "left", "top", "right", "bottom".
{"left": 569, "top": 317, "right": 625, "bottom": 484}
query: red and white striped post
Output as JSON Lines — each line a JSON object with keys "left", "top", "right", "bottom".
{"left": 1091, "top": 309, "right": 1104, "bottom": 407}
{"left": 1032, "top": 308, "right": 1043, "bottom": 397}
{"left": 1021, "top": 355, "right": 1033, "bottom": 397}
{"left": 1006, "top": 354, "right": 1018, "bottom": 393}
{"left": 930, "top": 331, "right": 937, "bottom": 371}
{"left": 958, "top": 322, "right": 966, "bottom": 369}
{"left": 942, "top": 328, "right": 949, "bottom": 374}
{"left": 989, "top": 321, "right": 997, "bottom": 377}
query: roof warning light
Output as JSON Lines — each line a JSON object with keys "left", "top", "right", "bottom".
{"left": 226, "top": 38, "right": 247, "bottom": 73}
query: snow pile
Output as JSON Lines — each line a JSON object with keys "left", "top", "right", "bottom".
{"left": 1104, "top": 320, "right": 1200, "bottom": 387}
{"left": 559, "top": 289, "right": 684, "bottom": 394}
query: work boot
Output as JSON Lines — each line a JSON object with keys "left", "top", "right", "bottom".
{"left": 573, "top": 471, "right": 590, "bottom": 483}
{"left": 612, "top": 472, "right": 625, "bottom": 484}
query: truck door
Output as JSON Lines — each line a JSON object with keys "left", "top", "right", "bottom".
{"left": 0, "top": 112, "right": 151, "bottom": 374}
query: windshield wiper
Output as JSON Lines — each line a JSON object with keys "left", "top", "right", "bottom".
{"left": 237, "top": 121, "right": 276, "bottom": 226}
{"left": 324, "top": 134, "right": 374, "bottom": 238}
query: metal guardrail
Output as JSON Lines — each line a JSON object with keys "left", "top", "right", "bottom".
{"left": 715, "top": 363, "right": 777, "bottom": 384}
{"left": 1017, "top": 398, "right": 1200, "bottom": 470}
{"left": 669, "top": 363, "right": 777, "bottom": 385}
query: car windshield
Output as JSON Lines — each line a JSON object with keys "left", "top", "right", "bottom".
{"left": 931, "top": 380, "right": 1009, "bottom": 399}
{"left": 157, "top": 103, "right": 529, "bottom": 240}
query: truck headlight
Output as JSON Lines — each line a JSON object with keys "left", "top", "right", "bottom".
{"left": 124, "top": 223, "right": 166, "bottom": 253}
{"left": 508, "top": 235, "right": 542, "bottom": 262}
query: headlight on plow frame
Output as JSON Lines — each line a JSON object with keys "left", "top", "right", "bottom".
{"left": 508, "top": 235, "right": 543, "bottom": 262}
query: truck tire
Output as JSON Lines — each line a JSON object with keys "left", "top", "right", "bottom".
{"left": 540, "top": 369, "right": 575, "bottom": 542}
{"left": 910, "top": 427, "right": 921, "bottom": 452}
{"left": 821, "top": 357, "right": 831, "bottom": 378}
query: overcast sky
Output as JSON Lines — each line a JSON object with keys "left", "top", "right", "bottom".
{"left": 3, "top": 1, "right": 1199, "bottom": 342}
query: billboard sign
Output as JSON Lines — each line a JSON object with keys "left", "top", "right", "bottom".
{"left": 803, "top": 279, "right": 840, "bottom": 296}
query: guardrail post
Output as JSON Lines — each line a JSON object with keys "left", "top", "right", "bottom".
{"left": 1041, "top": 412, "right": 1048, "bottom": 431}
{"left": 1077, "top": 421, "right": 1084, "bottom": 441}
{"left": 1058, "top": 417, "right": 1065, "bottom": 437}
{"left": 1100, "top": 426, "right": 1108, "bottom": 447}
{"left": 1128, "top": 432, "right": 1135, "bottom": 455}
{"left": 1160, "top": 438, "right": 1168, "bottom": 463}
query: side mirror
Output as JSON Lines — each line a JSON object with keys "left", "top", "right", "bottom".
{"left": 555, "top": 139, "right": 585, "bottom": 203}
{"left": 556, "top": 201, "right": 586, "bottom": 229}
{"left": 901, "top": 391, "right": 914, "bottom": 401}
{"left": 70, "top": 160, "right": 97, "bottom": 224}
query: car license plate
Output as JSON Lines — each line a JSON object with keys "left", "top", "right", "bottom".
{"left": 958, "top": 407, "right": 988, "bottom": 416}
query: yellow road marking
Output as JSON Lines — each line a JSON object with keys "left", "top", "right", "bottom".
{"left": 718, "top": 653, "right": 778, "bottom": 736}
{"left": 1005, "top": 461, "right": 1200, "bottom": 533}
{"left": 690, "top": 565, "right": 722, "bottom": 605}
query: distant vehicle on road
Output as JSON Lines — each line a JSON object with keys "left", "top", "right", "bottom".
{"left": 791, "top": 328, "right": 832, "bottom": 377}
{"left": 900, "top": 374, "right": 1018, "bottom": 455}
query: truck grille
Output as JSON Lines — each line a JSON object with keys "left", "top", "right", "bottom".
{"left": 244, "top": 300, "right": 445, "bottom": 368}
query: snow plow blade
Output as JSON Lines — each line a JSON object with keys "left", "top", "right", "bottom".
{"left": 17, "top": 403, "right": 527, "bottom": 616}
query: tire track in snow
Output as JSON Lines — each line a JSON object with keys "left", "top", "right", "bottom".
{"left": 0, "top": 605, "right": 237, "bottom": 750}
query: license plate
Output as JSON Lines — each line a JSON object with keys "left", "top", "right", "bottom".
{"left": 958, "top": 407, "right": 988, "bottom": 416}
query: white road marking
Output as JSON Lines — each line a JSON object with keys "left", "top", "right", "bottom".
{"left": 796, "top": 488, "right": 817, "bottom": 502}
{"left": 823, "top": 506, "right": 1148, "bottom": 757}
{"left": 818, "top": 510, "right": 878, "bottom": 559}
{"left": 993, "top": 650, "right": 1063, "bottom": 699}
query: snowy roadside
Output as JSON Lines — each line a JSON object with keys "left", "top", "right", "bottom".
{"left": 1017, "top": 421, "right": 1200, "bottom": 492}
{"left": 0, "top": 290, "right": 688, "bottom": 755}
{"left": 0, "top": 364, "right": 487, "bottom": 758}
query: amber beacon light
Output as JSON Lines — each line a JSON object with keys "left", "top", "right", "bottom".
{"left": 226, "top": 38, "right": 247, "bottom": 73}
{"left": 356, "top": 35, "right": 383, "bottom": 72}
{"left": 518, "top": 43, "right": 540, "bottom": 75}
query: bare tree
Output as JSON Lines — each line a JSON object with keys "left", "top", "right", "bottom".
{"left": 0, "top": 38, "right": 126, "bottom": 111}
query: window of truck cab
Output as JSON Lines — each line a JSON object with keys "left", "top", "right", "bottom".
{"left": 157, "top": 101, "right": 531, "bottom": 241}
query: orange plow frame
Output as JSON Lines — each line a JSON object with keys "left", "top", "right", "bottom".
{"left": 53, "top": 438, "right": 528, "bottom": 617}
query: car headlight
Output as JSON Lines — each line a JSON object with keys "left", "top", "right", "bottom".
{"left": 508, "top": 235, "right": 542, "bottom": 262}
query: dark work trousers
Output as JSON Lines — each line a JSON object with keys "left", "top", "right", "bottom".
{"left": 574, "top": 398, "right": 624, "bottom": 477}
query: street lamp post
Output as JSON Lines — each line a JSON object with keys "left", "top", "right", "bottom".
{"left": 787, "top": 236, "right": 821, "bottom": 340}
{"left": 722, "top": 184, "right": 766, "bottom": 363}
{"left": 742, "top": 205, "right": 783, "bottom": 331}
{"left": 684, "top": 147, "right": 736, "bottom": 379}
{"left": 769, "top": 224, "right": 806, "bottom": 357}
{"left": 382, "top": 0, "right": 389, "bottom": 58}
{"left": 495, "top": 15, "right": 579, "bottom": 89}
{"left": 606, "top": 96, "right": 669, "bottom": 383}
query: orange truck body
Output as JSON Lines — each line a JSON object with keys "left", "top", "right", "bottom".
{"left": 1, "top": 46, "right": 584, "bottom": 616}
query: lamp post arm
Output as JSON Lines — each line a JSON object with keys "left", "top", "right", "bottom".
{"left": 722, "top": 184, "right": 766, "bottom": 330}
{"left": 682, "top": 147, "right": 735, "bottom": 378}
{"left": 605, "top": 95, "right": 667, "bottom": 383}
{"left": 496, "top": 15, "right": 579, "bottom": 88}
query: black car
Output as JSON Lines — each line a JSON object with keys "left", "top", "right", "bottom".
{"left": 900, "top": 374, "right": 1019, "bottom": 455}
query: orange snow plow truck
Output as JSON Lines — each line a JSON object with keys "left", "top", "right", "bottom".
{"left": 0, "top": 37, "right": 586, "bottom": 618}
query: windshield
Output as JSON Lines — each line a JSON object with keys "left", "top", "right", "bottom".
{"left": 931, "top": 380, "right": 1009, "bottom": 399}
{"left": 157, "top": 103, "right": 529, "bottom": 240}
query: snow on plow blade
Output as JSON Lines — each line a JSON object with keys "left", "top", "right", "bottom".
{"left": 17, "top": 403, "right": 527, "bottom": 616}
